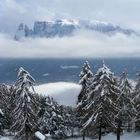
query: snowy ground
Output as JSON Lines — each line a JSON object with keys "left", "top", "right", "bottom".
{"left": 35, "top": 82, "right": 81, "bottom": 107}
{"left": 53, "top": 132, "right": 140, "bottom": 140}
{"left": 1, "top": 132, "right": 140, "bottom": 140}
{"left": 0, "top": 137, "right": 12, "bottom": 140}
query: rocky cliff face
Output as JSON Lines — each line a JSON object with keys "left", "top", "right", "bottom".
{"left": 14, "top": 19, "right": 139, "bottom": 40}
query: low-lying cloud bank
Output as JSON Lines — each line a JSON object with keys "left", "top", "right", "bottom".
{"left": 35, "top": 82, "right": 81, "bottom": 107}
{"left": 0, "top": 31, "right": 140, "bottom": 58}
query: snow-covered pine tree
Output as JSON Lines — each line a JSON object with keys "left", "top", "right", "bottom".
{"left": 63, "top": 106, "right": 79, "bottom": 137}
{"left": 0, "top": 85, "right": 5, "bottom": 135}
{"left": 57, "top": 105, "right": 70, "bottom": 138}
{"left": 10, "top": 67, "right": 39, "bottom": 140}
{"left": 37, "top": 95, "right": 47, "bottom": 122}
{"left": 38, "top": 96, "right": 67, "bottom": 139}
{"left": 82, "top": 61, "right": 120, "bottom": 140}
{"left": 117, "top": 71, "right": 135, "bottom": 132}
{"left": 119, "top": 71, "right": 133, "bottom": 99}
{"left": 0, "top": 84, "right": 12, "bottom": 132}
{"left": 133, "top": 72, "right": 140, "bottom": 131}
{"left": 38, "top": 96, "right": 57, "bottom": 135}
{"left": 0, "top": 85, "right": 7, "bottom": 134}
{"left": 0, "top": 108, "right": 4, "bottom": 135}
{"left": 76, "top": 61, "right": 93, "bottom": 139}
{"left": 77, "top": 60, "right": 93, "bottom": 104}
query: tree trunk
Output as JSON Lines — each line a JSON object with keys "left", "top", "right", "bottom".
{"left": 26, "top": 131, "right": 29, "bottom": 140}
{"left": 71, "top": 127, "right": 74, "bottom": 137}
{"left": 83, "top": 131, "right": 85, "bottom": 140}
{"left": 99, "top": 117, "right": 102, "bottom": 140}
{"left": 117, "top": 119, "right": 121, "bottom": 140}
{"left": 127, "top": 121, "right": 131, "bottom": 132}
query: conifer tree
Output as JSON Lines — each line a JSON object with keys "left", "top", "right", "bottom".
{"left": 82, "top": 62, "right": 120, "bottom": 140}
{"left": 38, "top": 96, "right": 55, "bottom": 134}
{"left": 133, "top": 72, "right": 140, "bottom": 131}
{"left": 0, "top": 84, "right": 13, "bottom": 131}
{"left": 0, "top": 85, "right": 5, "bottom": 135}
{"left": 76, "top": 61, "right": 93, "bottom": 139}
{"left": 11, "top": 67, "right": 39, "bottom": 140}
{"left": 117, "top": 71, "right": 135, "bottom": 132}
{"left": 0, "top": 108, "right": 4, "bottom": 135}
{"left": 0, "top": 85, "right": 7, "bottom": 133}
{"left": 78, "top": 60, "right": 93, "bottom": 104}
{"left": 119, "top": 71, "right": 133, "bottom": 99}
{"left": 38, "top": 96, "right": 67, "bottom": 139}
{"left": 64, "top": 106, "right": 79, "bottom": 137}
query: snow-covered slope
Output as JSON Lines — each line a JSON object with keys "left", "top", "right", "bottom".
{"left": 15, "top": 19, "right": 140, "bottom": 40}
{"left": 35, "top": 82, "right": 81, "bottom": 107}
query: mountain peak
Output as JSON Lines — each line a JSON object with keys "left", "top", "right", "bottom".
{"left": 14, "top": 19, "right": 140, "bottom": 40}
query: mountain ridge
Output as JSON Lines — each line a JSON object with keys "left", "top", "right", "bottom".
{"left": 14, "top": 19, "right": 140, "bottom": 40}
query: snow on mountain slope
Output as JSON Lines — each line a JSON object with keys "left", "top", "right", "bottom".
{"left": 15, "top": 19, "right": 140, "bottom": 40}
{"left": 35, "top": 82, "right": 81, "bottom": 107}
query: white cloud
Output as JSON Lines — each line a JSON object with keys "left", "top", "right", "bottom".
{"left": 0, "top": 0, "right": 140, "bottom": 33}
{"left": 0, "top": 31, "right": 140, "bottom": 58}
{"left": 35, "top": 82, "right": 81, "bottom": 106}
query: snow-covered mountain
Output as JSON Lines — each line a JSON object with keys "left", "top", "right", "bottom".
{"left": 14, "top": 19, "right": 140, "bottom": 40}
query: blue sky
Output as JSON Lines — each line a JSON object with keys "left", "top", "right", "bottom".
{"left": 0, "top": 0, "right": 140, "bottom": 33}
